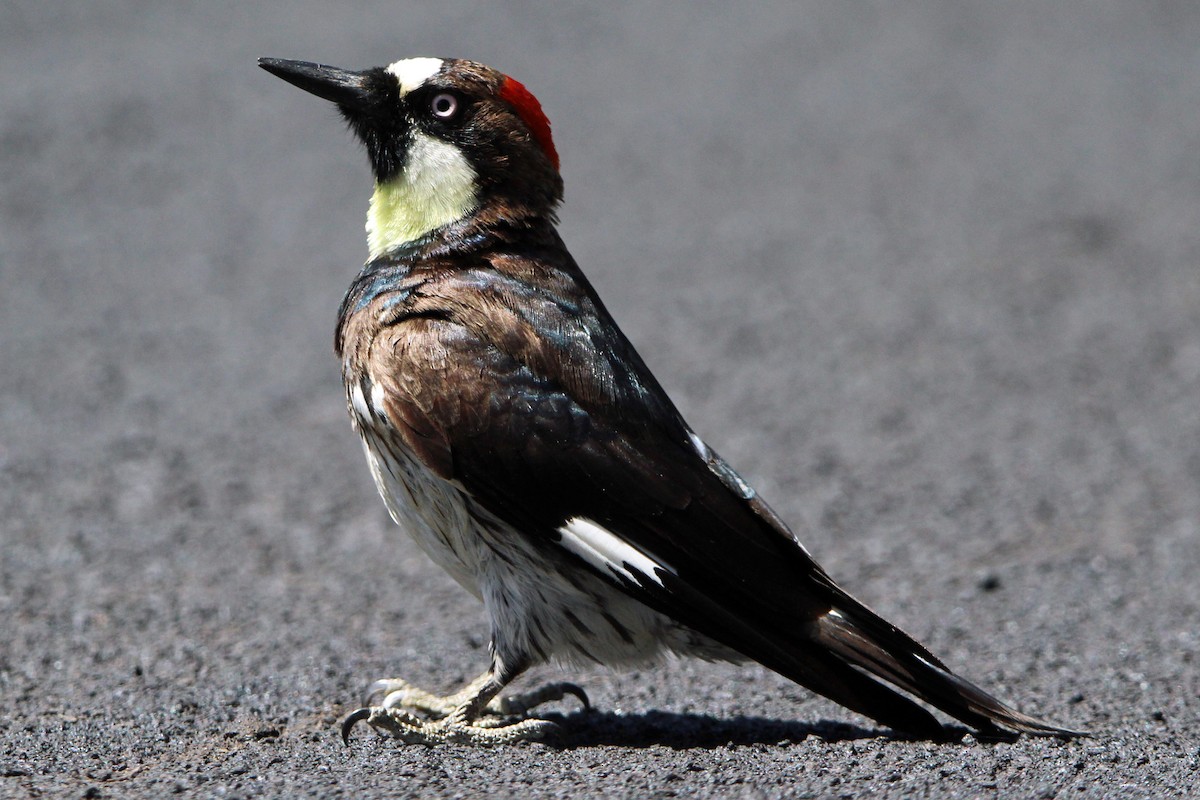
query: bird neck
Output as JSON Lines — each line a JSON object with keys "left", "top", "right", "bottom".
{"left": 365, "top": 130, "right": 481, "bottom": 259}
{"left": 367, "top": 191, "right": 562, "bottom": 264}
{"left": 366, "top": 179, "right": 477, "bottom": 260}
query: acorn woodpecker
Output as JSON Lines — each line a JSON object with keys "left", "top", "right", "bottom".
{"left": 259, "top": 56, "right": 1082, "bottom": 746}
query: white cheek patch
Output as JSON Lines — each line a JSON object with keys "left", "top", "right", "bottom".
{"left": 366, "top": 129, "right": 479, "bottom": 257}
{"left": 385, "top": 57, "right": 444, "bottom": 95}
{"left": 405, "top": 130, "right": 477, "bottom": 201}
{"left": 557, "top": 517, "right": 673, "bottom": 588}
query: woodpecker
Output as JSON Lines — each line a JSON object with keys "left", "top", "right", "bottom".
{"left": 259, "top": 55, "right": 1082, "bottom": 746}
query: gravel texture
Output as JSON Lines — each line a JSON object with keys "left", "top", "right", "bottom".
{"left": 2, "top": 2, "right": 1198, "bottom": 797}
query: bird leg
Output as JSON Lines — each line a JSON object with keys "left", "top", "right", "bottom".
{"left": 342, "top": 665, "right": 589, "bottom": 746}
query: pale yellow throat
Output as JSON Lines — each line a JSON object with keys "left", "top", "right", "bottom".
{"left": 366, "top": 130, "right": 479, "bottom": 258}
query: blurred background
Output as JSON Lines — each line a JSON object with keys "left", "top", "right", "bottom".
{"left": 2, "top": 2, "right": 1197, "bottom": 797}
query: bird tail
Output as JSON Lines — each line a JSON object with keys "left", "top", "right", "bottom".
{"left": 795, "top": 599, "right": 1085, "bottom": 738}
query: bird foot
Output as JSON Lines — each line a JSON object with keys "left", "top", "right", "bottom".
{"left": 365, "top": 676, "right": 589, "bottom": 719}
{"left": 342, "top": 704, "right": 560, "bottom": 746}
{"left": 342, "top": 675, "right": 589, "bottom": 745}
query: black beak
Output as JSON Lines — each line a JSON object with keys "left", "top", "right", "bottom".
{"left": 259, "top": 58, "right": 371, "bottom": 111}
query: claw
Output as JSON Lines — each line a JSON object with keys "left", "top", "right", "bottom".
{"left": 494, "top": 681, "right": 592, "bottom": 716}
{"left": 562, "top": 683, "right": 590, "bottom": 711}
{"left": 364, "top": 679, "right": 389, "bottom": 703}
{"left": 341, "top": 707, "right": 372, "bottom": 746}
{"left": 364, "top": 678, "right": 410, "bottom": 705}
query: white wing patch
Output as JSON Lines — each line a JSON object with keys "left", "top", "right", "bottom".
{"left": 557, "top": 517, "right": 673, "bottom": 588}
{"left": 385, "top": 57, "right": 444, "bottom": 95}
{"left": 370, "top": 381, "right": 388, "bottom": 417}
{"left": 349, "top": 381, "right": 371, "bottom": 419}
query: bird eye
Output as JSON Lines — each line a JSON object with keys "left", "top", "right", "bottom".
{"left": 431, "top": 93, "right": 459, "bottom": 119}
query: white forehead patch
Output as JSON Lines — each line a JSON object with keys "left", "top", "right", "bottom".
{"left": 385, "top": 57, "right": 444, "bottom": 95}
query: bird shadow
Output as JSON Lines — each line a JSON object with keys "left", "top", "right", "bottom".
{"left": 540, "top": 709, "right": 980, "bottom": 750}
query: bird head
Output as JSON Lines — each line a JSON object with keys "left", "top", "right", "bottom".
{"left": 260, "top": 56, "right": 562, "bottom": 258}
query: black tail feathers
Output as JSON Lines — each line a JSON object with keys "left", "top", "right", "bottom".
{"left": 800, "top": 605, "right": 1086, "bottom": 738}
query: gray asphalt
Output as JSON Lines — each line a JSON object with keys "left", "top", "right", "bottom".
{"left": 3, "top": 2, "right": 1198, "bottom": 797}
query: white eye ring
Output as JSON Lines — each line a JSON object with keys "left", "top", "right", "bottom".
{"left": 431, "top": 93, "right": 458, "bottom": 119}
